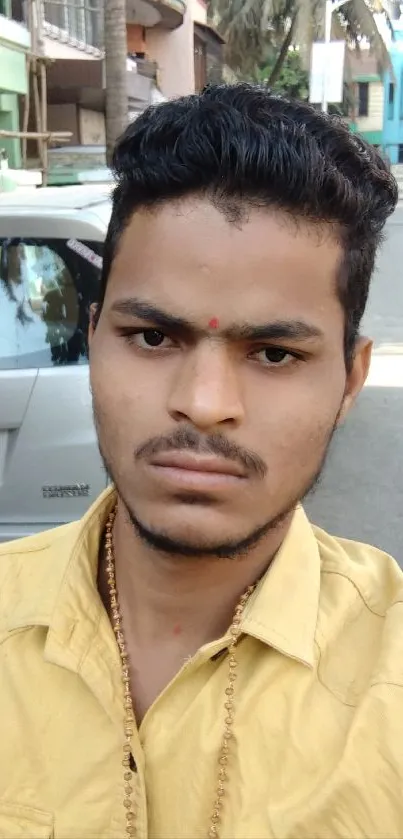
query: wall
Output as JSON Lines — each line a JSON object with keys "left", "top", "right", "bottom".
{"left": 0, "top": 91, "right": 20, "bottom": 165}
{"left": 0, "top": 12, "right": 30, "bottom": 53}
{"left": 48, "top": 104, "right": 105, "bottom": 146}
{"left": 48, "top": 102, "right": 79, "bottom": 143}
{"left": 79, "top": 107, "right": 105, "bottom": 144}
{"left": 43, "top": 36, "right": 97, "bottom": 59}
{"left": 0, "top": 16, "right": 29, "bottom": 167}
{"left": 147, "top": 16, "right": 194, "bottom": 97}
{"left": 191, "top": 0, "right": 207, "bottom": 25}
{"left": 127, "top": 23, "right": 146, "bottom": 53}
{"left": 147, "top": 0, "right": 207, "bottom": 98}
{"left": 0, "top": 41, "right": 27, "bottom": 93}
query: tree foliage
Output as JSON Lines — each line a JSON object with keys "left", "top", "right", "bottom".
{"left": 208, "top": 0, "right": 398, "bottom": 84}
{"left": 253, "top": 49, "right": 309, "bottom": 99}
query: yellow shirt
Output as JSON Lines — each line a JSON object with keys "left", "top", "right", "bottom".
{"left": 1, "top": 487, "right": 403, "bottom": 839}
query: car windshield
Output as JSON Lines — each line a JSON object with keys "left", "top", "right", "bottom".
{"left": 0, "top": 237, "right": 103, "bottom": 369}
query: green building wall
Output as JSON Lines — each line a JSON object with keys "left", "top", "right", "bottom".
{"left": 0, "top": 23, "right": 29, "bottom": 168}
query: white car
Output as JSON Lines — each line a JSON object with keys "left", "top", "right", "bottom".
{"left": 0, "top": 184, "right": 112, "bottom": 541}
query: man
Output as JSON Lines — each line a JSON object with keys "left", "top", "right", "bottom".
{"left": 0, "top": 84, "right": 401, "bottom": 839}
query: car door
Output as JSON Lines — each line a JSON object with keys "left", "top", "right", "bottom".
{"left": 0, "top": 222, "right": 107, "bottom": 542}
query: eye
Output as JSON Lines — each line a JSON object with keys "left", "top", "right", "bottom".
{"left": 122, "top": 329, "right": 175, "bottom": 350}
{"left": 252, "top": 347, "right": 299, "bottom": 367}
{"left": 140, "top": 329, "right": 168, "bottom": 348}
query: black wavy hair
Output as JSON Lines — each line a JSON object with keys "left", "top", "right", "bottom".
{"left": 99, "top": 83, "right": 398, "bottom": 367}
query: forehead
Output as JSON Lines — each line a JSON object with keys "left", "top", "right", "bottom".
{"left": 108, "top": 198, "right": 344, "bottom": 327}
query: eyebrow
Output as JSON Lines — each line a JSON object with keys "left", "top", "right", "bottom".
{"left": 110, "top": 297, "right": 324, "bottom": 343}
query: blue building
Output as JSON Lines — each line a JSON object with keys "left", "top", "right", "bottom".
{"left": 383, "top": 18, "right": 403, "bottom": 163}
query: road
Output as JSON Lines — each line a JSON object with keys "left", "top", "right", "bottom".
{"left": 305, "top": 208, "right": 403, "bottom": 565}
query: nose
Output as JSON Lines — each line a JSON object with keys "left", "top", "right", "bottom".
{"left": 167, "top": 341, "right": 245, "bottom": 430}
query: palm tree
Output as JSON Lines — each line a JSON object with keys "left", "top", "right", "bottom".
{"left": 208, "top": 0, "right": 398, "bottom": 85}
{"left": 292, "top": 0, "right": 396, "bottom": 84}
{"left": 104, "top": 0, "right": 128, "bottom": 166}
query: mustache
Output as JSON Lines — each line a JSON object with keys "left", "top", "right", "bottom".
{"left": 135, "top": 426, "right": 267, "bottom": 479}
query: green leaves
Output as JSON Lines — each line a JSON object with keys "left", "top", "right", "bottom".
{"left": 208, "top": 0, "right": 395, "bottom": 87}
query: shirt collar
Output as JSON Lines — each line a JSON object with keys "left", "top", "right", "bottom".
{"left": 241, "top": 505, "right": 320, "bottom": 667}
{"left": 2, "top": 489, "right": 320, "bottom": 669}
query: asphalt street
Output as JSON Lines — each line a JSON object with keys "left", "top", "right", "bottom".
{"left": 305, "top": 207, "right": 403, "bottom": 565}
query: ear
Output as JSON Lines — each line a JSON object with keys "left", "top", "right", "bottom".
{"left": 88, "top": 303, "right": 99, "bottom": 346}
{"left": 337, "top": 337, "right": 372, "bottom": 426}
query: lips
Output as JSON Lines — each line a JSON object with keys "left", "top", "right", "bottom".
{"left": 149, "top": 451, "right": 246, "bottom": 479}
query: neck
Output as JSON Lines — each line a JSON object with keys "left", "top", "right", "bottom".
{"left": 100, "top": 499, "right": 293, "bottom": 653}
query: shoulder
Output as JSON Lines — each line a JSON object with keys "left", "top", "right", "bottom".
{"left": 0, "top": 523, "right": 75, "bottom": 556}
{"left": 0, "top": 522, "right": 82, "bottom": 634}
{"left": 312, "top": 523, "right": 403, "bottom": 699}
{"left": 313, "top": 524, "right": 403, "bottom": 616}
{"left": 0, "top": 520, "right": 80, "bottom": 567}
{"left": 0, "top": 488, "right": 115, "bottom": 637}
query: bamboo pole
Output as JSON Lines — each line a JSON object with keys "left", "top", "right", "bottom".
{"left": 40, "top": 61, "right": 48, "bottom": 185}
{"left": 32, "top": 63, "right": 43, "bottom": 170}
{"left": 22, "top": 55, "right": 30, "bottom": 167}
{"left": 0, "top": 130, "right": 72, "bottom": 141}
{"left": 29, "top": 0, "right": 45, "bottom": 175}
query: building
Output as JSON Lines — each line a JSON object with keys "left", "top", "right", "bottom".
{"left": 146, "top": 0, "right": 224, "bottom": 98}
{"left": 1, "top": 0, "right": 223, "bottom": 179}
{"left": 42, "top": 0, "right": 223, "bottom": 182}
{"left": 0, "top": 0, "right": 30, "bottom": 167}
{"left": 348, "top": 52, "right": 384, "bottom": 150}
{"left": 193, "top": 18, "right": 225, "bottom": 92}
{"left": 43, "top": 0, "right": 223, "bottom": 145}
{"left": 382, "top": 17, "right": 403, "bottom": 163}
{"left": 43, "top": 0, "right": 178, "bottom": 148}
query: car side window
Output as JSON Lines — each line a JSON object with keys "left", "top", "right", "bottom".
{"left": 0, "top": 238, "right": 102, "bottom": 369}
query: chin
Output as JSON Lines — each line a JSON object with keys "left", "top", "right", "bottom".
{"left": 125, "top": 501, "right": 279, "bottom": 560}
{"left": 139, "top": 506, "right": 243, "bottom": 550}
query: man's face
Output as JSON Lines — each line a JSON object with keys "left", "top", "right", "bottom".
{"left": 90, "top": 198, "right": 370, "bottom": 557}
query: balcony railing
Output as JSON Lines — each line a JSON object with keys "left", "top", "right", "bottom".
{"left": 128, "top": 55, "right": 158, "bottom": 80}
{"left": 43, "top": 0, "right": 103, "bottom": 50}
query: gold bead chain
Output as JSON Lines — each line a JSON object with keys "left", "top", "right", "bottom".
{"left": 105, "top": 506, "right": 256, "bottom": 839}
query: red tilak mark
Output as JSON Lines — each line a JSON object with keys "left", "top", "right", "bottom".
{"left": 173, "top": 624, "right": 182, "bottom": 636}
{"left": 208, "top": 317, "right": 219, "bottom": 329}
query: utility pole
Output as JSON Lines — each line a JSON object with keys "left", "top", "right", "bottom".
{"left": 322, "top": 0, "right": 349, "bottom": 113}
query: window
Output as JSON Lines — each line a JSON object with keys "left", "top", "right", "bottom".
{"left": 388, "top": 82, "right": 395, "bottom": 120}
{"left": 10, "top": 0, "right": 24, "bottom": 21}
{"left": 0, "top": 238, "right": 102, "bottom": 370}
{"left": 43, "top": 0, "right": 102, "bottom": 48}
{"left": 358, "top": 82, "right": 369, "bottom": 117}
